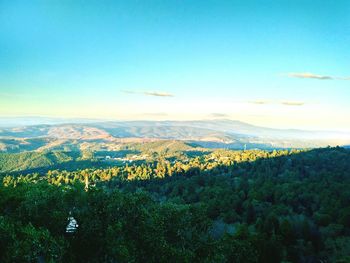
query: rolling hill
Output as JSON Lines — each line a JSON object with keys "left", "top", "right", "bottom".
{"left": 0, "top": 151, "right": 78, "bottom": 173}
{"left": 0, "top": 119, "right": 349, "bottom": 153}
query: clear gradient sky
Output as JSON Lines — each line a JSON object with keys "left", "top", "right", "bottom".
{"left": 0, "top": 0, "right": 349, "bottom": 130}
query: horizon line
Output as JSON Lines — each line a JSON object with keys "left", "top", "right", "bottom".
{"left": 0, "top": 115, "right": 349, "bottom": 133}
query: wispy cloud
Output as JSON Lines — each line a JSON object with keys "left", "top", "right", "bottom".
{"left": 122, "top": 90, "right": 174, "bottom": 97}
{"left": 209, "top": 113, "right": 229, "bottom": 118}
{"left": 281, "top": 101, "right": 305, "bottom": 106}
{"left": 286, "top": 72, "right": 350, "bottom": 80}
{"left": 249, "top": 100, "right": 270, "bottom": 105}
{"left": 248, "top": 99, "right": 305, "bottom": 106}
{"left": 287, "top": 72, "right": 332, "bottom": 80}
{"left": 143, "top": 91, "right": 174, "bottom": 97}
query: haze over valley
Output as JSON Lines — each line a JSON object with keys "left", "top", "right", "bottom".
{"left": 1, "top": 118, "right": 349, "bottom": 154}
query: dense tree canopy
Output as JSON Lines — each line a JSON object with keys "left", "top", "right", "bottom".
{"left": 1, "top": 147, "right": 350, "bottom": 262}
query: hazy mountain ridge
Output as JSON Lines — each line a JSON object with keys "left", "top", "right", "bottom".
{"left": 0, "top": 119, "right": 349, "bottom": 153}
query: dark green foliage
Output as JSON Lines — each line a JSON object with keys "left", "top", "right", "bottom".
{"left": 0, "top": 151, "right": 75, "bottom": 173}
{"left": 0, "top": 147, "right": 350, "bottom": 262}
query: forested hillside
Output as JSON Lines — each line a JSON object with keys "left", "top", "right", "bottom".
{"left": 0, "top": 140, "right": 207, "bottom": 174}
{"left": 0, "top": 147, "right": 350, "bottom": 262}
{"left": 0, "top": 151, "right": 77, "bottom": 173}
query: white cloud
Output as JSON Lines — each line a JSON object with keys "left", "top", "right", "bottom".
{"left": 281, "top": 101, "right": 305, "bottom": 106}
{"left": 122, "top": 90, "right": 174, "bottom": 97}
{"left": 286, "top": 72, "right": 350, "bottom": 80}
{"left": 248, "top": 100, "right": 305, "bottom": 106}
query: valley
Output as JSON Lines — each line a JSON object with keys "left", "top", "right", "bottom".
{"left": 1, "top": 119, "right": 348, "bottom": 154}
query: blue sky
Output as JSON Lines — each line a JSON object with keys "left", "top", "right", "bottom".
{"left": 0, "top": 0, "right": 349, "bottom": 130}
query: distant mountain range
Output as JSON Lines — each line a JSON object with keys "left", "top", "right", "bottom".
{"left": 0, "top": 118, "right": 349, "bottom": 152}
